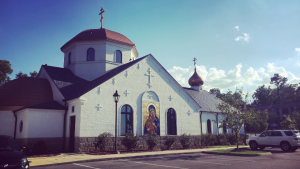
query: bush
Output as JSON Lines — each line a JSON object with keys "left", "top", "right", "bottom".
{"left": 225, "top": 134, "right": 237, "bottom": 145}
{"left": 193, "top": 136, "right": 201, "bottom": 147}
{"left": 201, "top": 134, "right": 217, "bottom": 146}
{"left": 24, "top": 142, "right": 34, "bottom": 156}
{"left": 179, "top": 133, "right": 191, "bottom": 149}
{"left": 32, "top": 140, "right": 47, "bottom": 155}
{"left": 164, "top": 136, "right": 177, "bottom": 149}
{"left": 145, "top": 134, "right": 159, "bottom": 150}
{"left": 96, "top": 132, "right": 113, "bottom": 151}
{"left": 215, "top": 134, "right": 229, "bottom": 145}
{"left": 121, "top": 133, "right": 140, "bottom": 151}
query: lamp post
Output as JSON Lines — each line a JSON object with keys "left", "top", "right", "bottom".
{"left": 113, "top": 90, "right": 120, "bottom": 154}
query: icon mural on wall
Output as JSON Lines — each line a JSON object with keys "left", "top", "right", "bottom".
{"left": 143, "top": 102, "right": 160, "bottom": 135}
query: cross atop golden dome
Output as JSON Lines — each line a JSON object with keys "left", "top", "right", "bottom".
{"left": 188, "top": 58, "right": 204, "bottom": 87}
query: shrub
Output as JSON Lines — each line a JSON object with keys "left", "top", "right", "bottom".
{"left": 23, "top": 142, "right": 34, "bottom": 156}
{"left": 201, "top": 134, "right": 217, "bottom": 146}
{"left": 145, "top": 134, "right": 159, "bottom": 150}
{"left": 225, "top": 134, "right": 237, "bottom": 145}
{"left": 179, "top": 133, "right": 191, "bottom": 149}
{"left": 121, "top": 133, "right": 140, "bottom": 151}
{"left": 164, "top": 136, "right": 177, "bottom": 149}
{"left": 193, "top": 136, "right": 201, "bottom": 147}
{"left": 215, "top": 134, "right": 229, "bottom": 145}
{"left": 32, "top": 140, "right": 47, "bottom": 155}
{"left": 96, "top": 132, "right": 113, "bottom": 151}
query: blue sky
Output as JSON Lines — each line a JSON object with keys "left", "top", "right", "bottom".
{"left": 1, "top": 0, "right": 300, "bottom": 99}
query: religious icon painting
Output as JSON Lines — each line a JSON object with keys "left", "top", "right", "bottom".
{"left": 142, "top": 102, "right": 160, "bottom": 136}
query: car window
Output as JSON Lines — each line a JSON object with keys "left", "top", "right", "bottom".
{"left": 271, "top": 131, "right": 283, "bottom": 136}
{"left": 260, "top": 131, "right": 271, "bottom": 137}
{"left": 284, "top": 131, "right": 294, "bottom": 136}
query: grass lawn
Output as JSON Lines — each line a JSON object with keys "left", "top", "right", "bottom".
{"left": 211, "top": 149, "right": 267, "bottom": 154}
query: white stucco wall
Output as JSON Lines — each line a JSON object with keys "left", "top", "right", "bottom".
{"left": 26, "top": 109, "right": 64, "bottom": 138}
{"left": 62, "top": 41, "right": 138, "bottom": 81}
{"left": 16, "top": 109, "right": 29, "bottom": 139}
{"left": 78, "top": 55, "right": 201, "bottom": 137}
{"left": 0, "top": 111, "right": 15, "bottom": 137}
{"left": 66, "top": 99, "right": 81, "bottom": 138}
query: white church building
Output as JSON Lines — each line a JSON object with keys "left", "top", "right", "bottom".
{"left": 0, "top": 18, "right": 243, "bottom": 152}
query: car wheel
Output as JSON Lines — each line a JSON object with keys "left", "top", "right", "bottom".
{"left": 290, "top": 147, "right": 297, "bottom": 152}
{"left": 280, "top": 142, "right": 291, "bottom": 152}
{"left": 249, "top": 141, "right": 258, "bottom": 150}
{"left": 259, "top": 146, "right": 265, "bottom": 150}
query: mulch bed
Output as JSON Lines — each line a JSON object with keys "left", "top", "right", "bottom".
{"left": 230, "top": 148, "right": 246, "bottom": 152}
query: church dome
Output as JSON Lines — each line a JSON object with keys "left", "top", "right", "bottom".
{"left": 60, "top": 28, "right": 138, "bottom": 55}
{"left": 0, "top": 77, "right": 53, "bottom": 110}
{"left": 188, "top": 68, "right": 204, "bottom": 86}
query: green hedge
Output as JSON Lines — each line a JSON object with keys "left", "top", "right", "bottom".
{"left": 199, "top": 134, "right": 247, "bottom": 146}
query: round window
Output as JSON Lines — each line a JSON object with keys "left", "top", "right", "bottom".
{"left": 19, "top": 120, "right": 23, "bottom": 133}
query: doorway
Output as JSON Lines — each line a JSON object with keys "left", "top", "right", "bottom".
{"left": 69, "top": 116, "right": 76, "bottom": 152}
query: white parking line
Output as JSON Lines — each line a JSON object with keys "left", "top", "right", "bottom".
{"left": 73, "top": 163, "right": 101, "bottom": 169}
{"left": 119, "top": 160, "right": 189, "bottom": 169}
{"left": 176, "top": 159, "right": 230, "bottom": 166}
{"left": 202, "top": 157, "right": 256, "bottom": 162}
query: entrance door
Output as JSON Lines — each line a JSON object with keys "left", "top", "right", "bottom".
{"left": 69, "top": 116, "right": 76, "bottom": 152}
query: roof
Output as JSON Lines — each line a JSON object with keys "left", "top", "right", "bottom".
{"left": 0, "top": 77, "right": 53, "bottom": 111}
{"left": 14, "top": 101, "right": 66, "bottom": 112}
{"left": 42, "top": 65, "right": 89, "bottom": 99}
{"left": 64, "top": 55, "right": 149, "bottom": 100}
{"left": 60, "top": 28, "right": 138, "bottom": 56}
{"left": 183, "top": 87, "right": 223, "bottom": 112}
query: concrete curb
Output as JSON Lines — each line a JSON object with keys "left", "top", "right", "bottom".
{"left": 202, "top": 151, "right": 272, "bottom": 156}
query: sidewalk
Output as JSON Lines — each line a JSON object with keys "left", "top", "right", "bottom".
{"left": 28, "top": 146, "right": 249, "bottom": 168}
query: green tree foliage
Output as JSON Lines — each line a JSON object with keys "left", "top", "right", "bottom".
{"left": 209, "top": 88, "right": 223, "bottom": 99}
{"left": 217, "top": 88, "right": 253, "bottom": 150}
{"left": 251, "top": 110, "right": 269, "bottom": 135}
{"left": 291, "top": 111, "right": 300, "bottom": 130}
{"left": 252, "top": 85, "right": 277, "bottom": 106}
{"left": 30, "top": 71, "right": 38, "bottom": 77}
{"left": 0, "top": 60, "right": 13, "bottom": 84}
{"left": 268, "top": 112, "right": 281, "bottom": 125}
{"left": 280, "top": 84, "right": 298, "bottom": 104}
{"left": 15, "top": 71, "right": 28, "bottom": 79}
{"left": 270, "top": 73, "right": 288, "bottom": 104}
{"left": 280, "top": 115, "right": 296, "bottom": 130}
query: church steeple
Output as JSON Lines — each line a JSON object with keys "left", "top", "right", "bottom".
{"left": 188, "top": 58, "right": 204, "bottom": 91}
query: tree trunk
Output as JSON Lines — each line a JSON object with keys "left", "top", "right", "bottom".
{"left": 236, "top": 132, "right": 239, "bottom": 150}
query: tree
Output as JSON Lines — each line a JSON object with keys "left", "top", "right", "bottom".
{"left": 270, "top": 73, "right": 288, "bottom": 104}
{"left": 0, "top": 60, "right": 13, "bottom": 84}
{"left": 280, "top": 84, "right": 298, "bottom": 104}
{"left": 252, "top": 85, "right": 277, "bottom": 106}
{"left": 268, "top": 112, "right": 281, "bottom": 125}
{"left": 251, "top": 110, "right": 269, "bottom": 135}
{"left": 30, "top": 71, "right": 38, "bottom": 77}
{"left": 209, "top": 88, "right": 223, "bottom": 99}
{"left": 291, "top": 111, "right": 300, "bottom": 130}
{"left": 15, "top": 71, "right": 28, "bottom": 79}
{"left": 217, "top": 88, "right": 253, "bottom": 150}
{"left": 280, "top": 115, "right": 296, "bottom": 130}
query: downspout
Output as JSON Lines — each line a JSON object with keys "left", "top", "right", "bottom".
{"left": 200, "top": 111, "right": 203, "bottom": 135}
{"left": 13, "top": 111, "right": 17, "bottom": 139}
{"left": 63, "top": 100, "right": 68, "bottom": 150}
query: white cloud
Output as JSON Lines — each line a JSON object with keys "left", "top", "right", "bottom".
{"left": 167, "top": 63, "right": 300, "bottom": 98}
{"left": 235, "top": 33, "right": 251, "bottom": 42}
{"left": 296, "top": 48, "right": 300, "bottom": 54}
{"left": 235, "top": 26, "right": 239, "bottom": 31}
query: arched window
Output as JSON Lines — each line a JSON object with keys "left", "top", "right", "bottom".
{"left": 223, "top": 122, "right": 227, "bottom": 134}
{"left": 121, "top": 105, "right": 133, "bottom": 135}
{"left": 87, "top": 48, "right": 95, "bottom": 61}
{"left": 116, "top": 50, "right": 122, "bottom": 63}
{"left": 68, "top": 53, "right": 71, "bottom": 65}
{"left": 167, "top": 108, "right": 177, "bottom": 135}
{"left": 19, "top": 120, "right": 23, "bottom": 133}
{"left": 207, "top": 119, "right": 212, "bottom": 134}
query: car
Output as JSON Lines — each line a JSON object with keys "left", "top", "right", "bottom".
{"left": 0, "top": 135, "right": 30, "bottom": 169}
{"left": 246, "top": 130, "right": 300, "bottom": 152}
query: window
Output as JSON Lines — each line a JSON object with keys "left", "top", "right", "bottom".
{"left": 284, "top": 131, "right": 294, "bottom": 136}
{"left": 223, "top": 122, "right": 227, "bottom": 134}
{"left": 116, "top": 50, "right": 122, "bottom": 63}
{"left": 87, "top": 48, "right": 95, "bottom": 61}
{"left": 260, "top": 131, "right": 271, "bottom": 137}
{"left": 271, "top": 131, "right": 282, "bottom": 136}
{"left": 121, "top": 105, "right": 133, "bottom": 135}
{"left": 68, "top": 52, "right": 71, "bottom": 65}
{"left": 72, "top": 106, "right": 75, "bottom": 113}
{"left": 19, "top": 120, "right": 23, "bottom": 133}
{"left": 207, "top": 119, "right": 212, "bottom": 134}
{"left": 167, "top": 108, "right": 177, "bottom": 135}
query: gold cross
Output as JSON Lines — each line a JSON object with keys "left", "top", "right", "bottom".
{"left": 99, "top": 7, "right": 105, "bottom": 29}
{"left": 193, "top": 57, "right": 197, "bottom": 67}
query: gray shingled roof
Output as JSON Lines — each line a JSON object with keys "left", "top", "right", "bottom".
{"left": 183, "top": 87, "right": 223, "bottom": 112}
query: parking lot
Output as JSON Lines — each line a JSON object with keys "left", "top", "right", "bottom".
{"left": 33, "top": 148, "right": 300, "bottom": 169}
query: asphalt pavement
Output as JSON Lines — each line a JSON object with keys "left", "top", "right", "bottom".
{"left": 32, "top": 147, "right": 300, "bottom": 169}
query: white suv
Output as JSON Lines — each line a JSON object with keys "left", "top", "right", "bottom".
{"left": 246, "top": 130, "right": 300, "bottom": 152}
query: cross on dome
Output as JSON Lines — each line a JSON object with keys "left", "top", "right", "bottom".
{"left": 99, "top": 7, "right": 105, "bottom": 29}
{"left": 193, "top": 57, "right": 197, "bottom": 69}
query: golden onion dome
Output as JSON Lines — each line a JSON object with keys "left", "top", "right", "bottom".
{"left": 188, "top": 68, "right": 204, "bottom": 86}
